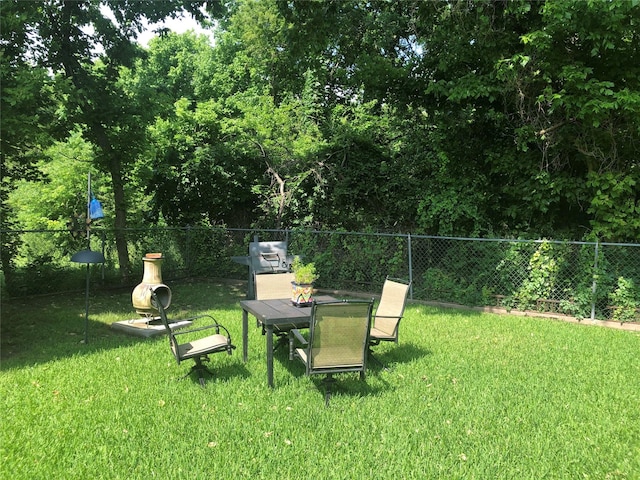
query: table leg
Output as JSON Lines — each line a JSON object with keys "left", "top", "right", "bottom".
{"left": 266, "top": 324, "right": 274, "bottom": 388}
{"left": 242, "top": 309, "right": 248, "bottom": 363}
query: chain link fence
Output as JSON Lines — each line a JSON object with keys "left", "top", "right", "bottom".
{"left": 2, "top": 228, "right": 639, "bottom": 322}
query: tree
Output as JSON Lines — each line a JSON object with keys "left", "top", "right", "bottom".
{"left": 277, "top": 0, "right": 640, "bottom": 240}
{"left": 2, "top": 0, "right": 227, "bottom": 277}
{"left": 1, "top": 1, "right": 60, "bottom": 286}
{"left": 4, "top": 0, "right": 638, "bottom": 253}
{"left": 497, "top": 0, "right": 640, "bottom": 241}
{"left": 7, "top": 132, "right": 100, "bottom": 266}
{"left": 142, "top": 1, "right": 329, "bottom": 230}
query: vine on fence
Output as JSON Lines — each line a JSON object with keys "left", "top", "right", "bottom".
{"left": 2, "top": 228, "right": 639, "bottom": 324}
{"left": 515, "top": 241, "right": 562, "bottom": 311}
{"left": 610, "top": 277, "right": 640, "bottom": 323}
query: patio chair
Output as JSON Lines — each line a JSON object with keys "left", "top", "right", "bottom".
{"left": 368, "top": 277, "right": 410, "bottom": 368}
{"left": 255, "top": 271, "right": 295, "bottom": 351}
{"left": 254, "top": 271, "right": 295, "bottom": 300}
{"left": 153, "top": 291, "right": 235, "bottom": 387}
{"left": 290, "top": 299, "right": 374, "bottom": 406}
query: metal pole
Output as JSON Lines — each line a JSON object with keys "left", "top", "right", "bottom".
{"left": 85, "top": 172, "right": 92, "bottom": 342}
{"left": 407, "top": 233, "right": 413, "bottom": 299}
{"left": 590, "top": 240, "right": 599, "bottom": 321}
{"left": 100, "top": 230, "right": 105, "bottom": 280}
{"left": 84, "top": 263, "right": 90, "bottom": 343}
{"left": 87, "top": 172, "right": 91, "bottom": 247}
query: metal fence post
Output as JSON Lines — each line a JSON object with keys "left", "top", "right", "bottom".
{"left": 407, "top": 233, "right": 413, "bottom": 300}
{"left": 590, "top": 240, "right": 599, "bottom": 321}
{"left": 100, "top": 230, "right": 106, "bottom": 280}
{"left": 186, "top": 225, "right": 191, "bottom": 272}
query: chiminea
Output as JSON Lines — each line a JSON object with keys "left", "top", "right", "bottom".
{"left": 131, "top": 253, "right": 172, "bottom": 316}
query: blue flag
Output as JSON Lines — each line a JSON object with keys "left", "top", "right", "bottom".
{"left": 89, "top": 197, "right": 104, "bottom": 220}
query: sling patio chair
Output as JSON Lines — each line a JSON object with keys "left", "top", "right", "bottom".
{"left": 290, "top": 299, "right": 374, "bottom": 406}
{"left": 255, "top": 271, "right": 296, "bottom": 351}
{"left": 368, "top": 277, "right": 411, "bottom": 368}
{"left": 254, "top": 271, "right": 295, "bottom": 300}
{"left": 153, "top": 291, "right": 235, "bottom": 387}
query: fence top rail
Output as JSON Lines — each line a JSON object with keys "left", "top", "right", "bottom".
{"left": 407, "top": 234, "right": 640, "bottom": 248}
{"left": 2, "top": 228, "right": 638, "bottom": 248}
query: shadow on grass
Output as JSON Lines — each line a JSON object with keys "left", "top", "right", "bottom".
{"left": 307, "top": 375, "right": 386, "bottom": 404}
{"left": 174, "top": 360, "right": 252, "bottom": 387}
{"left": 367, "top": 342, "right": 432, "bottom": 372}
{"left": 0, "top": 313, "right": 145, "bottom": 371}
{"left": 273, "top": 340, "right": 431, "bottom": 402}
{"left": 269, "top": 345, "right": 382, "bottom": 400}
{"left": 0, "top": 280, "right": 247, "bottom": 370}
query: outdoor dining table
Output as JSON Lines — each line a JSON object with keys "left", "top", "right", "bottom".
{"left": 240, "top": 295, "right": 336, "bottom": 388}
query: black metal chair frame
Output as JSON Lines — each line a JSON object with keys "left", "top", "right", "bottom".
{"left": 153, "top": 291, "right": 235, "bottom": 387}
{"left": 368, "top": 277, "right": 411, "bottom": 369}
{"left": 290, "top": 299, "right": 374, "bottom": 406}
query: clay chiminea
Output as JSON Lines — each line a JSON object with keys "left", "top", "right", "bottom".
{"left": 131, "top": 253, "right": 172, "bottom": 316}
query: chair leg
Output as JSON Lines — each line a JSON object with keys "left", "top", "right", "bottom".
{"left": 273, "top": 333, "right": 288, "bottom": 352}
{"left": 288, "top": 332, "right": 295, "bottom": 360}
{"left": 184, "top": 356, "right": 215, "bottom": 387}
{"left": 368, "top": 348, "right": 388, "bottom": 370}
{"left": 322, "top": 374, "right": 335, "bottom": 407}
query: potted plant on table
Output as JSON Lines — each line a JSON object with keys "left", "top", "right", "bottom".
{"left": 290, "top": 257, "right": 318, "bottom": 307}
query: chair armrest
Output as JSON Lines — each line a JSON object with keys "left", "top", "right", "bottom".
{"left": 169, "top": 313, "right": 214, "bottom": 325}
{"left": 288, "top": 328, "right": 307, "bottom": 361}
{"left": 171, "top": 315, "right": 231, "bottom": 339}
{"left": 373, "top": 314, "right": 403, "bottom": 320}
{"left": 289, "top": 328, "right": 308, "bottom": 346}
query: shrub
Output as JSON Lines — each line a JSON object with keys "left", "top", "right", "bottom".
{"left": 610, "top": 277, "right": 640, "bottom": 323}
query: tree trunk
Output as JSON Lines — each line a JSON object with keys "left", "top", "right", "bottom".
{"left": 108, "top": 156, "right": 132, "bottom": 279}
{"left": 53, "top": 2, "right": 132, "bottom": 279}
{"left": 92, "top": 127, "right": 131, "bottom": 278}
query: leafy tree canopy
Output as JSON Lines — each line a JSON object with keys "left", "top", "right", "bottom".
{"left": 5, "top": 0, "right": 640, "bottom": 251}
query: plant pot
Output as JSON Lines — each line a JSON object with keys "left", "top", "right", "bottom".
{"left": 291, "top": 282, "right": 314, "bottom": 307}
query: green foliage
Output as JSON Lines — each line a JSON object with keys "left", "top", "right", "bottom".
{"left": 5, "top": 0, "right": 640, "bottom": 272}
{"left": 565, "top": 244, "right": 602, "bottom": 320}
{"left": 0, "top": 2, "right": 61, "bottom": 282}
{"left": 291, "top": 257, "right": 317, "bottom": 285}
{"left": 10, "top": 133, "right": 96, "bottom": 225}
{"left": 491, "top": 240, "right": 602, "bottom": 317}
{"left": 2, "top": 0, "right": 234, "bottom": 277}
{"left": 610, "top": 277, "right": 640, "bottom": 323}
{"left": 515, "top": 241, "right": 561, "bottom": 309}
{"left": 486, "top": 0, "right": 640, "bottom": 239}
{"left": 587, "top": 171, "right": 640, "bottom": 242}
{"left": 418, "top": 239, "right": 506, "bottom": 306}
{"left": 7, "top": 132, "right": 114, "bottom": 266}
{"left": 421, "top": 268, "right": 484, "bottom": 306}
{"left": 305, "top": 231, "right": 408, "bottom": 291}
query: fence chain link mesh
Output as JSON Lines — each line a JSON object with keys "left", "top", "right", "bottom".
{"left": 2, "top": 228, "right": 639, "bottom": 322}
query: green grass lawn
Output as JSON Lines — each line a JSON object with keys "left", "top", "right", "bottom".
{"left": 2, "top": 280, "right": 639, "bottom": 479}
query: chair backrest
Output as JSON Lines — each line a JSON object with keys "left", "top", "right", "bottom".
{"left": 307, "top": 300, "right": 373, "bottom": 373}
{"left": 152, "top": 290, "right": 181, "bottom": 363}
{"left": 254, "top": 272, "right": 295, "bottom": 300}
{"left": 373, "top": 278, "right": 410, "bottom": 338}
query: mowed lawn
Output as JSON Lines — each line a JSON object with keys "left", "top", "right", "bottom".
{"left": 1, "top": 281, "right": 639, "bottom": 479}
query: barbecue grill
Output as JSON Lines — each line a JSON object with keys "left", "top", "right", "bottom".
{"left": 231, "top": 235, "right": 295, "bottom": 299}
